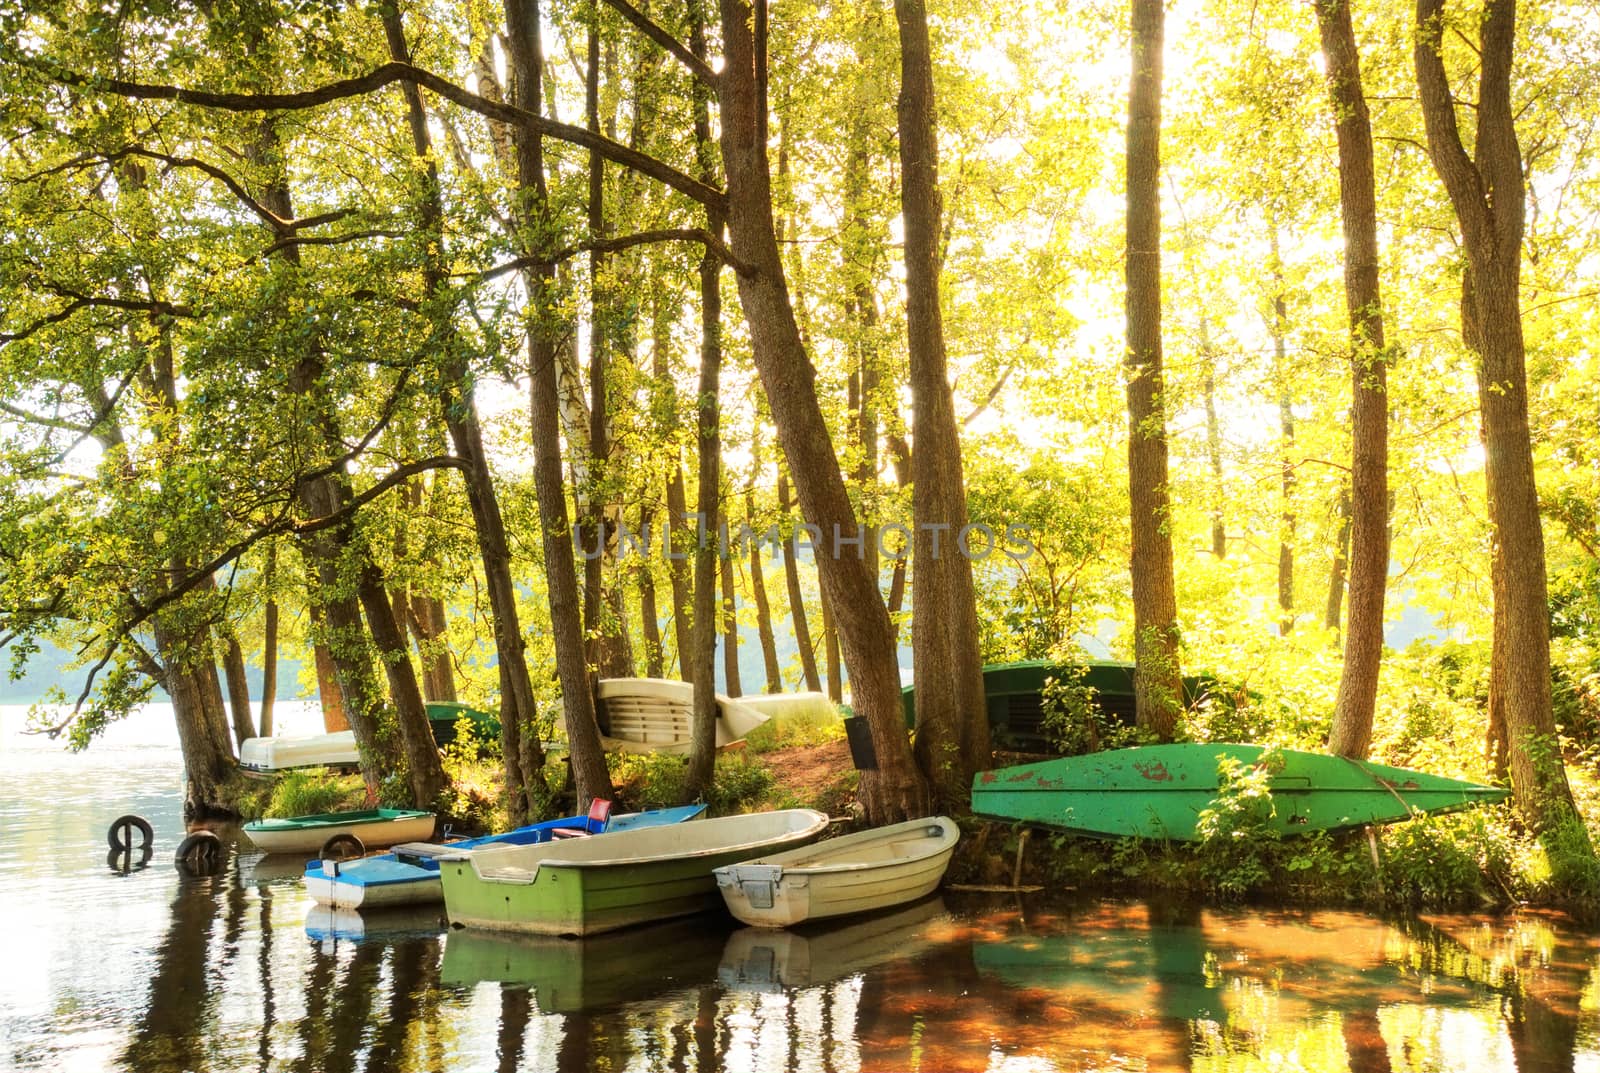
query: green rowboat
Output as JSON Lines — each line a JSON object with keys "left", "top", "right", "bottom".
{"left": 971, "top": 744, "right": 1507, "bottom": 840}
{"left": 242, "top": 808, "right": 436, "bottom": 855}
{"left": 440, "top": 808, "right": 830, "bottom": 937}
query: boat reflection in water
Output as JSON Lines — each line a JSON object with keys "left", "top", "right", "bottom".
{"left": 719, "top": 896, "right": 949, "bottom": 992}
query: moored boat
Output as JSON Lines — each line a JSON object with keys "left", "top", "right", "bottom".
{"left": 971, "top": 744, "right": 1509, "bottom": 841}
{"left": 304, "top": 803, "right": 707, "bottom": 909}
{"left": 714, "top": 816, "right": 960, "bottom": 927}
{"left": 242, "top": 808, "right": 436, "bottom": 855}
{"left": 440, "top": 808, "right": 830, "bottom": 937}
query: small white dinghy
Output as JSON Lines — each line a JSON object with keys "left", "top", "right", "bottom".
{"left": 714, "top": 816, "right": 960, "bottom": 927}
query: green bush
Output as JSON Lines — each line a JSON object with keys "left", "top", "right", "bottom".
{"left": 1193, "top": 751, "right": 1282, "bottom": 897}
{"left": 265, "top": 770, "right": 362, "bottom": 818}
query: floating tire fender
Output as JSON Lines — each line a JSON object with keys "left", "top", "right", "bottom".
{"left": 174, "top": 830, "right": 225, "bottom": 874}
{"left": 107, "top": 814, "right": 154, "bottom": 854}
{"left": 320, "top": 833, "right": 365, "bottom": 861}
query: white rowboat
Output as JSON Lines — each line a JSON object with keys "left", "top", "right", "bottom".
{"left": 714, "top": 816, "right": 960, "bottom": 927}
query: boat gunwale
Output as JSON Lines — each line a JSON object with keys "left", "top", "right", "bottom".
{"left": 465, "top": 809, "right": 829, "bottom": 883}
{"left": 716, "top": 818, "right": 959, "bottom": 880}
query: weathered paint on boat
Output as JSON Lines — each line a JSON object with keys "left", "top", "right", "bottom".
{"left": 242, "top": 809, "right": 435, "bottom": 855}
{"left": 971, "top": 744, "right": 1508, "bottom": 840}
{"left": 303, "top": 804, "right": 707, "bottom": 909}
{"left": 715, "top": 816, "right": 959, "bottom": 927}
{"left": 440, "top": 809, "right": 830, "bottom": 937}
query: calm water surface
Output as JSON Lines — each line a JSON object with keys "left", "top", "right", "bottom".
{"left": 4, "top": 711, "right": 1599, "bottom": 1072}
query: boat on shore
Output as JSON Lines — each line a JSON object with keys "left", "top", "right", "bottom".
{"left": 304, "top": 803, "right": 707, "bottom": 909}
{"left": 715, "top": 816, "right": 960, "bottom": 927}
{"left": 238, "top": 729, "right": 360, "bottom": 773}
{"left": 242, "top": 808, "right": 436, "bottom": 855}
{"left": 441, "top": 808, "right": 830, "bottom": 937}
{"left": 971, "top": 744, "right": 1509, "bottom": 841}
{"left": 595, "top": 678, "right": 774, "bottom": 754}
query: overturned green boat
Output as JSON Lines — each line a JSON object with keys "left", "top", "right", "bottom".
{"left": 971, "top": 744, "right": 1507, "bottom": 841}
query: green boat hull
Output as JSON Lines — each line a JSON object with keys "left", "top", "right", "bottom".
{"left": 971, "top": 744, "right": 1508, "bottom": 840}
{"left": 440, "top": 809, "right": 829, "bottom": 937}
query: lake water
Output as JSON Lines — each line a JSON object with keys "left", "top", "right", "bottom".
{"left": 3, "top": 707, "right": 1598, "bottom": 1072}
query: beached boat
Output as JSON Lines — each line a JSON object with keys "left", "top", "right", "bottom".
{"left": 595, "top": 678, "right": 774, "bottom": 754}
{"left": 238, "top": 729, "right": 360, "bottom": 773}
{"left": 242, "top": 808, "right": 436, "bottom": 855}
{"left": 304, "top": 803, "right": 707, "bottom": 909}
{"left": 714, "top": 816, "right": 960, "bottom": 927}
{"left": 441, "top": 808, "right": 831, "bottom": 937}
{"left": 971, "top": 744, "right": 1509, "bottom": 841}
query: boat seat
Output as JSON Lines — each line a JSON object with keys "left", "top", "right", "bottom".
{"left": 391, "top": 841, "right": 461, "bottom": 861}
{"left": 551, "top": 798, "right": 613, "bottom": 839}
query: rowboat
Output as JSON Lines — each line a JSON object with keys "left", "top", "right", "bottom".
{"left": 718, "top": 896, "right": 949, "bottom": 992}
{"left": 303, "top": 803, "right": 707, "bottom": 909}
{"left": 242, "top": 808, "right": 436, "bottom": 855}
{"left": 238, "top": 729, "right": 359, "bottom": 773}
{"left": 440, "top": 916, "right": 726, "bottom": 1011}
{"left": 238, "top": 703, "right": 502, "bottom": 774}
{"left": 440, "top": 808, "right": 830, "bottom": 937}
{"left": 595, "top": 678, "right": 773, "bottom": 753}
{"left": 714, "top": 816, "right": 960, "bottom": 927}
{"left": 971, "top": 744, "right": 1509, "bottom": 841}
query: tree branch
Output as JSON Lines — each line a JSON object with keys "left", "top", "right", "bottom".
{"left": 472, "top": 226, "right": 751, "bottom": 285}
{"left": 37, "top": 58, "right": 726, "bottom": 211}
{"left": 1414, "top": 0, "right": 1491, "bottom": 247}
{"left": 599, "top": 0, "right": 719, "bottom": 87}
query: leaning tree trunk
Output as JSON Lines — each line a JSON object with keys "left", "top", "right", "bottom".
{"left": 384, "top": 6, "right": 547, "bottom": 819}
{"left": 1124, "top": 0, "right": 1183, "bottom": 740}
{"left": 1414, "top": 0, "right": 1582, "bottom": 833}
{"left": 637, "top": 503, "right": 667, "bottom": 679}
{"left": 260, "top": 589, "right": 278, "bottom": 737}
{"left": 778, "top": 473, "right": 823, "bottom": 692}
{"left": 718, "top": 0, "right": 929, "bottom": 820}
{"left": 747, "top": 485, "right": 783, "bottom": 693}
{"left": 504, "top": 0, "right": 614, "bottom": 807}
{"left": 220, "top": 628, "right": 257, "bottom": 748}
{"left": 895, "top": 0, "right": 991, "bottom": 804}
{"left": 1317, "top": 0, "right": 1390, "bottom": 761}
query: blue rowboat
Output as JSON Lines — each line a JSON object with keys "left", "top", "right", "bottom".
{"left": 304, "top": 803, "right": 707, "bottom": 909}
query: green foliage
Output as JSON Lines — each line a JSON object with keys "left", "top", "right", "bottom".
{"left": 264, "top": 770, "right": 363, "bottom": 819}
{"left": 1039, "top": 667, "right": 1158, "bottom": 756}
{"left": 1193, "top": 751, "right": 1282, "bottom": 897}
{"left": 606, "top": 751, "right": 777, "bottom": 816}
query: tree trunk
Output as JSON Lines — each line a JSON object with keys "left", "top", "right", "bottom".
{"left": 747, "top": 488, "right": 783, "bottom": 693}
{"left": 1317, "top": 0, "right": 1390, "bottom": 761}
{"left": 385, "top": 5, "right": 547, "bottom": 819}
{"left": 638, "top": 503, "right": 666, "bottom": 679}
{"left": 358, "top": 566, "right": 446, "bottom": 807}
{"left": 895, "top": 0, "right": 991, "bottom": 804}
{"left": 311, "top": 634, "right": 349, "bottom": 733}
{"left": 721, "top": 545, "right": 742, "bottom": 696}
{"left": 156, "top": 620, "right": 239, "bottom": 817}
{"left": 260, "top": 591, "right": 278, "bottom": 738}
{"left": 1414, "top": 0, "right": 1580, "bottom": 831}
{"left": 653, "top": 291, "right": 696, "bottom": 680}
{"left": 221, "top": 630, "right": 257, "bottom": 748}
{"left": 820, "top": 582, "right": 844, "bottom": 704}
{"left": 1203, "top": 361, "right": 1225, "bottom": 558}
{"left": 778, "top": 472, "right": 822, "bottom": 692}
{"left": 1124, "top": 0, "right": 1183, "bottom": 740}
{"left": 505, "top": 0, "right": 614, "bottom": 807}
{"left": 1326, "top": 485, "right": 1352, "bottom": 635}
{"left": 686, "top": 0, "right": 726, "bottom": 799}
{"left": 718, "top": 0, "right": 928, "bottom": 820}
{"left": 1266, "top": 228, "right": 1294, "bottom": 635}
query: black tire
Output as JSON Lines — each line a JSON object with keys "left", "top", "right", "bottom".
{"left": 174, "top": 830, "right": 225, "bottom": 874}
{"left": 107, "top": 814, "right": 154, "bottom": 854}
{"left": 320, "top": 833, "right": 365, "bottom": 861}
{"left": 107, "top": 844, "right": 153, "bottom": 874}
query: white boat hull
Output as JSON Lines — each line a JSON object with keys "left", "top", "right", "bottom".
{"left": 238, "top": 730, "right": 359, "bottom": 772}
{"left": 715, "top": 816, "right": 960, "bottom": 927}
{"left": 596, "top": 678, "right": 773, "bottom": 754}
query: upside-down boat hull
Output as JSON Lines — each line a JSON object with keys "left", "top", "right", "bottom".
{"left": 971, "top": 744, "right": 1507, "bottom": 841}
